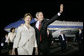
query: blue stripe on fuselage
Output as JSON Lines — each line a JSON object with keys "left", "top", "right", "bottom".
{"left": 48, "top": 25, "right": 83, "bottom": 28}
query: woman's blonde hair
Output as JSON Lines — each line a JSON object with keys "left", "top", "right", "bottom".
{"left": 24, "top": 13, "right": 32, "bottom": 20}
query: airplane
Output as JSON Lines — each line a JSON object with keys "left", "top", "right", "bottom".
{"left": 4, "top": 18, "right": 83, "bottom": 39}
{"left": 47, "top": 20, "right": 83, "bottom": 39}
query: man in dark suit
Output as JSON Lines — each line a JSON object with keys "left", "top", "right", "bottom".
{"left": 31, "top": 4, "right": 64, "bottom": 55}
{"left": 76, "top": 28, "right": 83, "bottom": 54}
{"left": 47, "top": 29, "right": 53, "bottom": 47}
{"left": 58, "top": 31, "right": 67, "bottom": 51}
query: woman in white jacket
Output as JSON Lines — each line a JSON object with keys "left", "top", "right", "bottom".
{"left": 12, "top": 13, "right": 38, "bottom": 55}
{"left": 8, "top": 27, "right": 16, "bottom": 55}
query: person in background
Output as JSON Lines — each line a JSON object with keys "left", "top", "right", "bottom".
{"left": 4, "top": 34, "right": 9, "bottom": 49}
{"left": 78, "top": 28, "right": 83, "bottom": 54}
{"left": 8, "top": 27, "right": 16, "bottom": 55}
{"left": 58, "top": 31, "right": 67, "bottom": 51}
{"left": 5, "top": 34, "right": 9, "bottom": 44}
{"left": 47, "top": 29, "right": 53, "bottom": 46}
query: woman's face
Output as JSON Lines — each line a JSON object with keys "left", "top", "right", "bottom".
{"left": 12, "top": 29, "right": 15, "bottom": 33}
{"left": 24, "top": 16, "right": 31, "bottom": 24}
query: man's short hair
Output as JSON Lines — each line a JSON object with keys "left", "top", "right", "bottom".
{"left": 35, "top": 12, "right": 43, "bottom": 18}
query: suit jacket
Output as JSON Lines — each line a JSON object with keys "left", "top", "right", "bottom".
{"left": 31, "top": 13, "right": 60, "bottom": 51}
{"left": 13, "top": 25, "right": 37, "bottom": 55}
{"left": 75, "top": 31, "right": 83, "bottom": 42}
{"left": 47, "top": 32, "right": 53, "bottom": 46}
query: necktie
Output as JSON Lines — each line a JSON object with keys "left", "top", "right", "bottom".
{"left": 39, "top": 22, "right": 42, "bottom": 41}
{"left": 39, "top": 22, "right": 41, "bottom": 31}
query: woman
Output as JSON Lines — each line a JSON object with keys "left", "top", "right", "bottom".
{"left": 8, "top": 27, "right": 16, "bottom": 55}
{"left": 12, "top": 13, "right": 38, "bottom": 55}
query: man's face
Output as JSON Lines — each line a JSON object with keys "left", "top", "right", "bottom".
{"left": 37, "top": 12, "right": 44, "bottom": 21}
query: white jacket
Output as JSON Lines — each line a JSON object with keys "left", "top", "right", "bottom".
{"left": 13, "top": 25, "right": 37, "bottom": 55}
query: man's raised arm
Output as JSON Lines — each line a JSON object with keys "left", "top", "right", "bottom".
{"left": 47, "top": 4, "right": 64, "bottom": 25}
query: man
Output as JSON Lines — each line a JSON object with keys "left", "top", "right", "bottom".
{"left": 58, "top": 31, "right": 67, "bottom": 51}
{"left": 76, "top": 28, "right": 83, "bottom": 54}
{"left": 31, "top": 4, "right": 63, "bottom": 55}
{"left": 47, "top": 29, "right": 53, "bottom": 47}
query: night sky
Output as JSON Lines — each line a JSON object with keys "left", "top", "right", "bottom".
{"left": 1, "top": 0, "right": 83, "bottom": 37}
